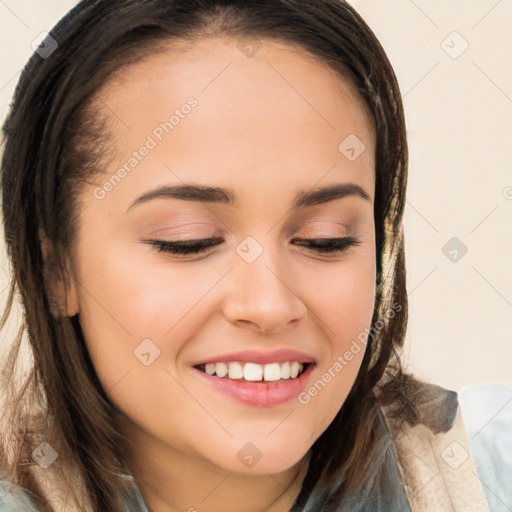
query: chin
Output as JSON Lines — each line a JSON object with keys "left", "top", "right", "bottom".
{"left": 199, "top": 433, "right": 312, "bottom": 476}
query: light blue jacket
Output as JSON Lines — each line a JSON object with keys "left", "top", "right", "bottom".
{"left": 1, "top": 385, "right": 510, "bottom": 511}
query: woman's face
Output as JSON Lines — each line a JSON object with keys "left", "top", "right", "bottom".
{"left": 65, "top": 37, "right": 376, "bottom": 476}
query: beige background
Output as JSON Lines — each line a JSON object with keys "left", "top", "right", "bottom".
{"left": 1, "top": 1, "right": 511, "bottom": 391}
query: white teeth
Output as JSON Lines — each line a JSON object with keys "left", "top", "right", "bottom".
{"left": 244, "top": 362, "right": 263, "bottom": 381}
{"left": 290, "top": 361, "right": 301, "bottom": 379}
{"left": 201, "top": 361, "right": 307, "bottom": 381}
{"left": 263, "top": 363, "right": 281, "bottom": 382}
{"left": 281, "top": 361, "right": 291, "bottom": 379}
{"left": 228, "top": 362, "right": 244, "bottom": 379}
{"left": 215, "top": 362, "right": 228, "bottom": 378}
{"left": 205, "top": 363, "right": 216, "bottom": 375}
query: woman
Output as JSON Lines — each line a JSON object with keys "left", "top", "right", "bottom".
{"left": 0, "top": 1, "right": 505, "bottom": 511}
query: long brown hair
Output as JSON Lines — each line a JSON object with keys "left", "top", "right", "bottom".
{"left": 1, "top": 1, "right": 409, "bottom": 510}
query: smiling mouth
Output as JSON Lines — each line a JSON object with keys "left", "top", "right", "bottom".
{"left": 195, "top": 361, "right": 310, "bottom": 382}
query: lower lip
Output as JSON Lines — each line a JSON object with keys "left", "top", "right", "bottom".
{"left": 193, "top": 364, "right": 315, "bottom": 407}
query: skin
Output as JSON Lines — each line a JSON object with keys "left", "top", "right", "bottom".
{"left": 57, "top": 37, "right": 377, "bottom": 512}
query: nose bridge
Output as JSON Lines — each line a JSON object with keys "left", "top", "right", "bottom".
{"left": 223, "top": 236, "right": 306, "bottom": 333}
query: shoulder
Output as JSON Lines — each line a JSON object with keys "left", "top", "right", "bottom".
{"left": 0, "top": 474, "right": 151, "bottom": 512}
{"left": 378, "top": 377, "right": 494, "bottom": 511}
{"left": 458, "top": 384, "right": 512, "bottom": 512}
{"left": 117, "top": 474, "right": 151, "bottom": 512}
{"left": 378, "top": 375, "right": 459, "bottom": 433}
{"left": 0, "top": 478, "right": 40, "bottom": 511}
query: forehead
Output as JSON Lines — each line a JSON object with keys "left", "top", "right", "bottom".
{"left": 88, "top": 37, "right": 376, "bottom": 208}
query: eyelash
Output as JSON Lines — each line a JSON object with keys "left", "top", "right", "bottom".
{"left": 144, "top": 236, "right": 360, "bottom": 257}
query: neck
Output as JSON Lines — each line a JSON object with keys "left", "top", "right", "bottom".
{"left": 119, "top": 416, "right": 308, "bottom": 512}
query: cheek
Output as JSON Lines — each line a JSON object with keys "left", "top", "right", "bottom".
{"left": 78, "top": 239, "right": 204, "bottom": 324}
{"left": 302, "top": 246, "right": 376, "bottom": 347}
{"left": 73, "top": 243, "right": 208, "bottom": 390}
{"left": 292, "top": 252, "right": 376, "bottom": 435}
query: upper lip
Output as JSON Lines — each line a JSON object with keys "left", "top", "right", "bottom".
{"left": 192, "top": 349, "right": 316, "bottom": 366}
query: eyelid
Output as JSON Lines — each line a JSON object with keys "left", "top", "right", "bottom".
{"left": 290, "top": 219, "right": 351, "bottom": 236}
{"left": 143, "top": 235, "right": 359, "bottom": 258}
{"left": 147, "top": 222, "right": 219, "bottom": 236}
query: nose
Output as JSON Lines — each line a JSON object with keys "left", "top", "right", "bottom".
{"left": 222, "top": 252, "right": 307, "bottom": 334}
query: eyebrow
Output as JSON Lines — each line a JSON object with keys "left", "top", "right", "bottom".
{"left": 127, "top": 182, "right": 371, "bottom": 212}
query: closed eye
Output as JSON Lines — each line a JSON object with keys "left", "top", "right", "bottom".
{"left": 143, "top": 236, "right": 360, "bottom": 257}
{"left": 291, "top": 236, "right": 360, "bottom": 253}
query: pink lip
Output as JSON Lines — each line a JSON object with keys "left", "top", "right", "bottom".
{"left": 192, "top": 349, "right": 316, "bottom": 366}
{"left": 193, "top": 363, "right": 316, "bottom": 407}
